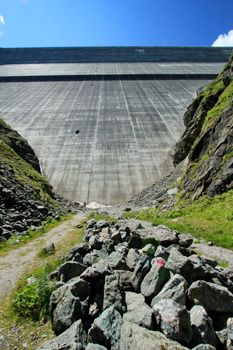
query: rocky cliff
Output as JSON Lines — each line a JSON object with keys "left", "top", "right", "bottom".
{"left": 130, "top": 52, "right": 233, "bottom": 207}
{"left": 0, "top": 119, "right": 77, "bottom": 241}
{"left": 173, "top": 53, "right": 233, "bottom": 200}
{"left": 0, "top": 118, "right": 41, "bottom": 173}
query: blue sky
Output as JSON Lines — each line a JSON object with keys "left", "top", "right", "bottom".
{"left": 0, "top": 0, "right": 233, "bottom": 47}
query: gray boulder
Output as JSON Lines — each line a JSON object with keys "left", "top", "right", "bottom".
{"left": 85, "top": 344, "right": 107, "bottom": 350}
{"left": 14, "top": 221, "right": 26, "bottom": 233}
{"left": 80, "top": 260, "right": 111, "bottom": 281}
{"left": 216, "top": 328, "right": 228, "bottom": 348}
{"left": 99, "top": 226, "right": 111, "bottom": 243}
{"left": 115, "top": 270, "right": 133, "bottom": 291}
{"left": 103, "top": 273, "right": 126, "bottom": 313}
{"left": 120, "top": 321, "right": 189, "bottom": 350}
{"left": 188, "top": 280, "right": 233, "bottom": 312}
{"left": 42, "top": 242, "right": 55, "bottom": 256}
{"left": 114, "top": 242, "right": 128, "bottom": 255}
{"left": 178, "top": 233, "right": 193, "bottom": 248}
{"left": 165, "top": 248, "right": 206, "bottom": 282}
{"left": 83, "top": 250, "right": 108, "bottom": 266}
{"left": 151, "top": 274, "right": 188, "bottom": 306}
{"left": 154, "top": 245, "right": 169, "bottom": 260}
{"left": 190, "top": 305, "right": 217, "bottom": 347}
{"left": 89, "top": 235, "right": 103, "bottom": 250}
{"left": 71, "top": 252, "right": 83, "bottom": 264}
{"left": 123, "top": 292, "right": 154, "bottom": 330}
{"left": 227, "top": 318, "right": 233, "bottom": 349}
{"left": 50, "top": 278, "right": 90, "bottom": 335}
{"left": 86, "top": 219, "right": 96, "bottom": 229}
{"left": 127, "top": 235, "right": 142, "bottom": 249}
{"left": 96, "top": 220, "right": 110, "bottom": 230}
{"left": 58, "top": 262, "right": 87, "bottom": 283}
{"left": 106, "top": 251, "right": 127, "bottom": 270}
{"left": 192, "top": 346, "right": 216, "bottom": 350}
{"left": 165, "top": 247, "right": 192, "bottom": 275}
{"left": 188, "top": 255, "right": 207, "bottom": 280}
{"left": 68, "top": 243, "right": 90, "bottom": 259}
{"left": 130, "top": 255, "right": 150, "bottom": 291}
{"left": 153, "top": 299, "right": 192, "bottom": 344}
{"left": 37, "top": 320, "right": 86, "bottom": 350}
{"left": 200, "top": 256, "right": 218, "bottom": 268}
{"left": 88, "top": 306, "right": 122, "bottom": 350}
{"left": 140, "top": 225, "right": 179, "bottom": 247}
{"left": 125, "top": 248, "right": 140, "bottom": 270}
{"left": 110, "top": 229, "right": 122, "bottom": 244}
{"left": 140, "top": 261, "right": 170, "bottom": 299}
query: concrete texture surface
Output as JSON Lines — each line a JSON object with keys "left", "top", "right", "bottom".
{"left": 0, "top": 78, "right": 210, "bottom": 204}
{"left": 0, "top": 62, "right": 225, "bottom": 77}
{"left": 0, "top": 46, "right": 230, "bottom": 204}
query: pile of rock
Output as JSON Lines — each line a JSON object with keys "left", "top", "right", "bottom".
{"left": 0, "top": 164, "right": 81, "bottom": 242}
{"left": 38, "top": 219, "right": 233, "bottom": 350}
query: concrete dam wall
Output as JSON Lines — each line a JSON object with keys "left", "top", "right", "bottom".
{"left": 0, "top": 47, "right": 232, "bottom": 204}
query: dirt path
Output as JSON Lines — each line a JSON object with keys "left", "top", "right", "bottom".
{"left": 0, "top": 213, "right": 86, "bottom": 301}
{"left": 1, "top": 210, "right": 233, "bottom": 303}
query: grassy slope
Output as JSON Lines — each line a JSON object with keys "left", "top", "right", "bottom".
{"left": 125, "top": 189, "right": 233, "bottom": 249}
{"left": 125, "top": 62, "right": 233, "bottom": 249}
{"left": 0, "top": 139, "right": 53, "bottom": 203}
{"left": 179, "top": 56, "right": 233, "bottom": 195}
{"left": 0, "top": 222, "right": 86, "bottom": 350}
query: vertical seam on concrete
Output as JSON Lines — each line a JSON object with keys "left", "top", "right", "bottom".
{"left": 86, "top": 77, "right": 104, "bottom": 204}
{"left": 142, "top": 79, "right": 176, "bottom": 142}
{"left": 56, "top": 79, "right": 86, "bottom": 193}
{"left": 119, "top": 78, "right": 150, "bottom": 187}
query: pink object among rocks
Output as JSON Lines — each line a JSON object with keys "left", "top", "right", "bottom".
{"left": 154, "top": 257, "right": 166, "bottom": 267}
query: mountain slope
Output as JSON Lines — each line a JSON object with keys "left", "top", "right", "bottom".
{"left": 130, "top": 51, "right": 233, "bottom": 207}
{"left": 0, "top": 119, "right": 61, "bottom": 241}
{"left": 173, "top": 53, "right": 233, "bottom": 200}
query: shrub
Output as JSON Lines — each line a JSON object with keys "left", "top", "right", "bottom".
{"left": 12, "top": 264, "right": 56, "bottom": 321}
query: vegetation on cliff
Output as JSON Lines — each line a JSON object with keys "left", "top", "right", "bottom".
{"left": 173, "top": 52, "right": 233, "bottom": 200}
{"left": 128, "top": 52, "right": 233, "bottom": 249}
{"left": 0, "top": 118, "right": 54, "bottom": 201}
{"left": 0, "top": 118, "right": 79, "bottom": 247}
{"left": 0, "top": 118, "right": 41, "bottom": 172}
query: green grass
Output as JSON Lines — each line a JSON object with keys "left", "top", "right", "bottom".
{"left": 223, "top": 146, "right": 233, "bottom": 164}
{"left": 0, "top": 221, "right": 86, "bottom": 349}
{"left": 12, "top": 262, "right": 58, "bottom": 321}
{"left": 0, "top": 215, "right": 73, "bottom": 255}
{"left": 11, "top": 221, "right": 85, "bottom": 321}
{"left": 217, "top": 260, "right": 229, "bottom": 269}
{"left": 202, "top": 80, "right": 233, "bottom": 131}
{"left": 87, "top": 212, "right": 117, "bottom": 223}
{"left": 124, "top": 190, "right": 233, "bottom": 249}
{"left": 0, "top": 140, "right": 54, "bottom": 203}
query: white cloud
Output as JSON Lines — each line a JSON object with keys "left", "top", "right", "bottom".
{"left": 0, "top": 15, "right": 5, "bottom": 26}
{"left": 212, "top": 29, "right": 233, "bottom": 47}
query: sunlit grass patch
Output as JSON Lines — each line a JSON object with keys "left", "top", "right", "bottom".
{"left": 124, "top": 190, "right": 233, "bottom": 249}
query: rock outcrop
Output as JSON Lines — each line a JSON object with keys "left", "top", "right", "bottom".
{"left": 129, "top": 52, "right": 233, "bottom": 207}
{"left": 0, "top": 118, "right": 80, "bottom": 242}
{"left": 38, "top": 219, "right": 233, "bottom": 349}
{"left": 173, "top": 53, "right": 233, "bottom": 200}
{"left": 0, "top": 118, "right": 41, "bottom": 172}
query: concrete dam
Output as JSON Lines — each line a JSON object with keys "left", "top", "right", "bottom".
{"left": 0, "top": 47, "right": 232, "bottom": 204}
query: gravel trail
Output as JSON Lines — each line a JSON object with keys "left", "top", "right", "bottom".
{"left": 0, "top": 213, "right": 85, "bottom": 301}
